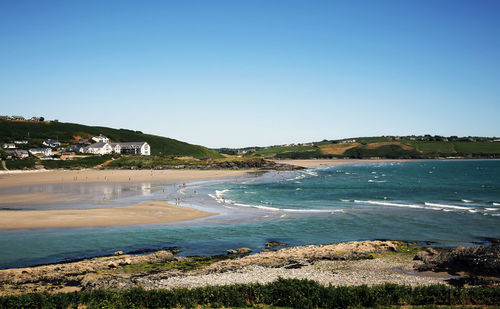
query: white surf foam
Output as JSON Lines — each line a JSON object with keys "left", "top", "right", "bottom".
{"left": 493, "top": 202, "right": 500, "bottom": 206}
{"left": 461, "top": 199, "right": 473, "bottom": 203}
{"left": 424, "top": 202, "right": 470, "bottom": 210}
{"left": 354, "top": 200, "right": 424, "bottom": 209}
{"left": 231, "top": 202, "right": 343, "bottom": 214}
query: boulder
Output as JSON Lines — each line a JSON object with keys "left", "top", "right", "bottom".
{"left": 114, "top": 251, "right": 124, "bottom": 256}
{"left": 265, "top": 241, "right": 287, "bottom": 249}
{"left": 227, "top": 248, "right": 252, "bottom": 255}
{"left": 415, "top": 244, "right": 500, "bottom": 277}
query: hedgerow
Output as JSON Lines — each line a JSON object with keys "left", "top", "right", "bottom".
{"left": 0, "top": 278, "right": 499, "bottom": 308}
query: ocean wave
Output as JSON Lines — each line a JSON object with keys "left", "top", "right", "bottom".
{"left": 424, "top": 202, "right": 470, "bottom": 210}
{"left": 493, "top": 202, "right": 500, "bottom": 206}
{"left": 461, "top": 199, "right": 473, "bottom": 203}
{"left": 485, "top": 208, "right": 499, "bottom": 211}
{"left": 353, "top": 200, "right": 478, "bottom": 213}
{"left": 354, "top": 200, "right": 424, "bottom": 209}
{"left": 233, "top": 202, "right": 343, "bottom": 214}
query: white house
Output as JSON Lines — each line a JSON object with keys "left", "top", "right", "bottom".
{"left": 10, "top": 150, "right": 29, "bottom": 159}
{"left": 92, "top": 134, "right": 110, "bottom": 143}
{"left": 29, "top": 148, "right": 52, "bottom": 156}
{"left": 81, "top": 142, "right": 113, "bottom": 155}
{"left": 14, "top": 140, "right": 28, "bottom": 144}
{"left": 109, "top": 143, "right": 122, "bottom": 154}
{"left": 115, "top": 142, "right": 150, "bottom": 156}
{"left": 42, "top": 139, "right": 61, "bottom": 147}
{"left": 2, "top": 143, "right": 16, "bottom": 149}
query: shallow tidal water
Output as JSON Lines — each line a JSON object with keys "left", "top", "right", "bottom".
{"left": 0, "top": 160, "right": 499, "bottom": 269}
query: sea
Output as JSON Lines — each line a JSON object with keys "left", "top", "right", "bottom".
{"left": 0, "top": 160, "right": 499, "bottom": 269}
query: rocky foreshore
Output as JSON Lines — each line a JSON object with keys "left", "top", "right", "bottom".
{"left": 110, "top": 159, "right": 304, "bottom": 171}
{"left": 0, "top": 240, "right": 498, "bottom": 295}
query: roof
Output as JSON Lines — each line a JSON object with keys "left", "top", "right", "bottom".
{"left": 87, "top": 142, "right": 111, "bottom": 148}
{"left": 111, "top": 142, "right": 147, "bottom": 149}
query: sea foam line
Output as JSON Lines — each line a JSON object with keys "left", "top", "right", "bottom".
{"left": 424, "top": 202, "right": 470, "bottom": 210}
{"left": 354, "top": 200, "right": 424, "bottom": 209}
{"left": 233, "top": 202, "right": 342, "bottom": 214}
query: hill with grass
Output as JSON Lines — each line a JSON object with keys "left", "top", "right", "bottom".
{"left": 0, "top": 119, "right": 222, "bottom": 159}
{"left": 219, "top": 135, "right": 500, "bottom": 159}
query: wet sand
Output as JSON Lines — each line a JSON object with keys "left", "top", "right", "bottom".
{"left": 0, "top": 200, "right": 216, "bottom": 229}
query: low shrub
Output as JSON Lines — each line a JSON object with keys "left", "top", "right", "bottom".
{"left": 1, "top": 279, "right": 499, "bottom": 308}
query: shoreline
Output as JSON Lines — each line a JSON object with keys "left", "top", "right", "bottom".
{"left": 1, "top": 240, "right": 497, "bottom": 295}
{"left": 0, "top": 200, "right": 216, "bottom": 230}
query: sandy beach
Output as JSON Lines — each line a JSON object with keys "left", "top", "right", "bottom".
{"left": 0, "top": 169, "right": 249, "bottom": 229}
{"left": 0, "top": 200, "right": 215, "bottom": 229}
{"left": 0, "top": 169, "right": 248, "bottom": 189}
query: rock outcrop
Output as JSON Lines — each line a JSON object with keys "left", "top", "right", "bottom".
{"left": 415, "top": 244, "right": 500, "bottom": 277}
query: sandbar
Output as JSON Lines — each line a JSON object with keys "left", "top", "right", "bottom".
{"left": 0, "top": 200, "right": 215, "bottom": 229}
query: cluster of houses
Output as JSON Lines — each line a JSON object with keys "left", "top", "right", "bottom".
{"left": 2, "top": 134, "right": 150, "bottom": 160}
{"left": 77, "top": 135, "right": 151, "bottom": 156}
{"left": 0, "top": 115, "right": 44, "bottom": 121}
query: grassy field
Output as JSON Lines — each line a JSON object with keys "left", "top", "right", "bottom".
{"left": 406, "top": 141, "right": 457, "bottom": 154}
{"left": 246, "top": 137, "right": 500, "bottom": 159}
{"left": 0, "top": 120, "right": 222, "bottom": 159}
{"left": 453, "top": 141, "right": 500, "bottom": 155}
{"left": 253, "top": 145, "right": 317, "bottom": 156}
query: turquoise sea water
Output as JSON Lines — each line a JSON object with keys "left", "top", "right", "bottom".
{"left": 0, "top": 160, "right": 499, "bottom": 269}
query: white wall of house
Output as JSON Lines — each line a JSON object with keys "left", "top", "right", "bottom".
{"left": 141, "top": 143, "right": 150, "bottom": 155}
{"left": 92, "top": 135, "right": 110, "bottom": 143}
{"left": 86, "top": 143, "right": 113, "bottom": 155}
{"left": 29, "top": 148, "right": 52, "bottom": 156}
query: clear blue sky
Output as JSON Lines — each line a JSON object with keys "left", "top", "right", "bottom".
{"left": 1, "top": 0, "right": 499, "bottom": 148}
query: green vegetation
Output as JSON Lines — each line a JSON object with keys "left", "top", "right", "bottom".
{"left": 453, "top": 141, "right": 500, "bottom": 155}
{"left": 343, "top": 144, "right": 422, "bottom": 159}
{"left": 406, "top": 141, "right": 456, "bottom": 155}
{"left": 5, "top": 158, "right": 36, "bottom": 170}
{"left": 239, "top": 136, "right": 500, "bottom": 159}
{"left": 253, "top": 145, "right": 316, "bottom": 156}
{"left": 0, "top": 119, "right": 222, "bottom": 158}
{"left": 107, "top": 156, "right": 266, "bottom": 169}
{"left": 274, "top": 149, "right": 325, "bottom": 159}
{"left": 1, "top": 279, "right": 499, "bottom": 308}
{"left": 40, "top": 155, "right": 113, "bottom": 169}
{"left": 117, "top": 256, "right": 230, "bottom": 275}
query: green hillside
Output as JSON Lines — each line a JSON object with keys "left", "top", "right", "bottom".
{"left": 233, "top": 136, "right": 500, "bottom": 159}
{"left": 0, "top": 120, "right": 222, "bottom": 159}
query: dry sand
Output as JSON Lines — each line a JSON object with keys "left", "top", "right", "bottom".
{"left": 0, "top": 200, "right": 215, "bottom": 229}
{"left": 0, "top": 169, "right": 248, "bottom": 189}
